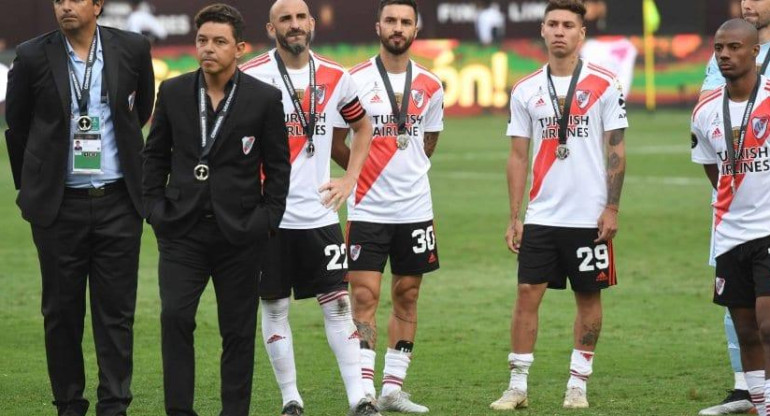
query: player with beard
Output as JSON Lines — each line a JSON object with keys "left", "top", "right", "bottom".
{"left": 333, "top": 0, "right": 444, "bottom": 413}
{"left": 692, "top": 18, "right": 770, "bottom": 416}
{"left": 699, "top": 2, "right": 770, "bottom": 414}
{"left": 241, "top": 1, "right": 379, "bottom": 415}
{"left": 490, "top": 0, "right": 627, "bottom": 410}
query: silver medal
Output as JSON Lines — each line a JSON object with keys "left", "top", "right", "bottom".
{"left": 194, "top": 164, "right": 210, "bottom": 181}
{"left": 76, "top": 115, "right": 92, "bottom": 132}
{"left": 306, "top": 142, "right": 315, "bottom": 157}
{"left": 555, "top": 144, "right": 570, "bottom": 160}
{"left": 397, "top": 134, "right": 410, "bottom": 150}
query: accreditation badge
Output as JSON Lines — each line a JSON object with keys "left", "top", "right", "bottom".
{"left": 72, "top": 133, "right": 103, "bottom": 174}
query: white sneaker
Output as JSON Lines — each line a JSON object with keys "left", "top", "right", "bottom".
{"left": 563, "top": 386, "right": 589, "bottom": 409}
{"left": 377, "top": 391, "right": 429, "bottom": 413}
{"left": 698, "top": 389, "right": 755, "bottom": 415}
{"left": 489, "top": 388, "right": 528, "bottom": 410}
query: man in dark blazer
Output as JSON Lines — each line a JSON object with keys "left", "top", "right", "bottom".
{"left": 142, "top": 4, "right": 290, "bottom": 415}
{"left": 4, "top": 0, "right": 154, "bottom": 415}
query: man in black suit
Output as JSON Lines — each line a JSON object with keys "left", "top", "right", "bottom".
{"left": 142, "top": 4, "right": 290, "bottom": 415}
{"left": 4, "top": 0, "right": 154, "bottom": 415}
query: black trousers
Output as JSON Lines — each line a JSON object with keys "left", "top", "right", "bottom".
{"left": 31, "top": 185, "right": 142, "bottom": 416}
{"left": 157, "top": 217, "right": 261, "bottom": 416}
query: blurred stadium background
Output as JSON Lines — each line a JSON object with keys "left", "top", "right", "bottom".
{"left": 0, "top": 1, "right": 748, "bottom": 415}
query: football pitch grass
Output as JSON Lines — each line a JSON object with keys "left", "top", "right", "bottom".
{"left": 0, "top": 110, "right": 730, "bottom": 415}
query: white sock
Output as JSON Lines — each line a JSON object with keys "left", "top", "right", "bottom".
{"left": 764, "top": 379, "right": 770, "bottom": 416}
{"left": 261, "top": 298, "right": 302, "bottom": 407}
{"left": 361, "top": 348, "right": 377, "bottom": 398}
{"left": 567, "top": 349, "right": 594, "bottom": 391}
{"left": 382, "top": 348, "right": 411, "bottom": 397}
{"left": 319, "top": 291, "right": 365, "bottom": 408}
{"left": 736, "top": 371, "right": 748, "bottom": 391}
{"left": 745, "top": 370, "right": 766, "bottom": 416}
{"left": 508, "top": 352, "right": 534, "bottom": 392}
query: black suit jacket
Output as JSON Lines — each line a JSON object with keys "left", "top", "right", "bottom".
{"left": 142, "top": 70, "right": 290, "bottom": 246}
{"left": 4, "top": 26, "right": 154, "bottom": 226}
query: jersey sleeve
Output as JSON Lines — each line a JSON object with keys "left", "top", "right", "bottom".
{"left": 691, "top": 114, "right": 717, "bottom": 164}
{"left": 423, "top": 85, "right": 444, "bottom": 132}
{"left": 601, "top": 77, "right": 629, "bottom": 132}
{"left": 506, "top": 88, "right": 532, "bottom": 138}
{"left": 336, "top": 71, "right": 366, "bottom": 124}
{"left": 701, "top": 54, "right": 725, "bottom": 93}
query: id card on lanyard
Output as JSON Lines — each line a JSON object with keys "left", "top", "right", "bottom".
{"left": 69, "top": 29, "right": 104, "bottom": 175}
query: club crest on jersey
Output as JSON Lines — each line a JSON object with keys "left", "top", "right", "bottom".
{"left": 350, "top": 245, "right": 362, "bottom": 261}
{"left": 315, "top": 84, "right": 327, "bottom": 105}
{"left": 411, "top": 89, "right": 426, "bottom": 109}
{"left": 752, "top": 115, "right": 769, "bottom": 140}
{"left": 715, "top": 277, "right": 726, "bottom": 295}
{"left": 576, "top": 90, "right": 591, "bottom": 109}
{"left": 242, "top": 136, "right": 256, "bottom": 155}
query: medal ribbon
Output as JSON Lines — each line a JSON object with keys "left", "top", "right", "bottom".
{"left": 274, "top": 51, "right": 316, "bottom": 150}
{"left": 375, "top": 55, "right": 412, "bottom": 135}
{"left": 198, "top": 69, "right": 240, "bottom": 165}
{"left": 546, "top": 59, "right": 583, "bottom": 147}
{"left": 722, "top": 74, "right": 760, "bottom": 188}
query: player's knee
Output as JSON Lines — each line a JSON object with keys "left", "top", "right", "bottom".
{"left": 516, "top": 284, "right": 544, "bottom": 306}
{"left": 734, "top": 322, "right": 762, "bottom": 347}
{"left": 352, "top": 283, "right": 379, "bottom": 309}
{"left": 394, "top": 284, "right": 420, "bottom": 310}
{"left": 757, "top": 319, "right": 770, "bottom": 345}
{"left": 319, "top": 292, "right": 352, "bottom": 320}
{"left": 261, "top": 298, "right": 290, "bottom": 320}
{"left": 161, "top": 306, "right": 195, "bottom": 330}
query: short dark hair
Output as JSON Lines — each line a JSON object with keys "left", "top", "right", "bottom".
{"left": 544, "top": 0, "right": 586, "bottom": 22}
{"left": 377, "top": 0, "right": 419, "bottom": 23}
{"left": 194, "top": 3, "right": 245, "bottom": 42}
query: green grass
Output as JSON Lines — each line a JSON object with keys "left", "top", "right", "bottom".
{"left": 0, "top": 110, "right": 730, "bottom": 415}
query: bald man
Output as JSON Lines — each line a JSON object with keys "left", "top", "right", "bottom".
{"left": 241, "top": 1, "right": 378, "bottom": 415}
{"left": 692, "top": 18, "right": 770, "bottom": 416}
{"left": 698, "top": 7, "right": 770, "bottom": 416}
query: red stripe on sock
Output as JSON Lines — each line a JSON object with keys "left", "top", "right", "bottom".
{"left": 383, "top": 375, "right": 404, "bottom": 386}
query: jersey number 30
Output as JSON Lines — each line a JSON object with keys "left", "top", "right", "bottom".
{"left": 412, "top": 226, "right": 436, "bottom": 254}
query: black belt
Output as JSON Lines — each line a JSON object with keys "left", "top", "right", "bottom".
{"left": 64, "top": 179, "right": 125, "bottom": 198}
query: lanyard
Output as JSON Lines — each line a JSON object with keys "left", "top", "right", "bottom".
{"left": 66, "top": 28, "right": 99, "bottom": 117}
{"left": 375, "top": 56, "right": 412, "bottom": 135}
{"left": 761, "top": 48, "right": 770, "bottom": 75}
{"left": 546, "top": 59, "right": 583, "bottom": 146}
{"left": 198, "top": 69, "right": 240, "bottom": 165}
{"left": 722, "top": 75, "right": 760, "bottom": 189}
{"left": 274, "top": 51, "right": 316, "bottom": 155}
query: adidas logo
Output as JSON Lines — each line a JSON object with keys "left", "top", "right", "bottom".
{"left": 428, "top": 252, "right": 437, "bottom": 264}
{"left": 713, "top": 127, "right": 722, "bottom": 138}
{"left": 266, "top": 334, "right": 286, "bottom": 344}
{"left": 596, "top": 271, "right": 608, "bottom": 282}
{"left": 371, "top": 94, "right": 383, "bottom": 104}
{"left": 535, "top": 97, "right": 546, "bottom": 107}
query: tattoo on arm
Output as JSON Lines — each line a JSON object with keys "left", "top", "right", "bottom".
{"left": 354, "top": 319, "right": 377, "bottom": 349}
{"left": 424, "top": 132, "right": 440, "bottom": 158}
{"left": 606, "top": 129, "right": 626, "bottom": 207}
